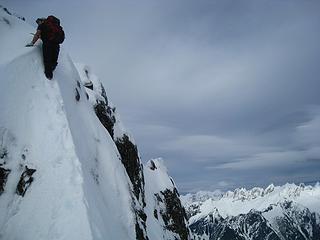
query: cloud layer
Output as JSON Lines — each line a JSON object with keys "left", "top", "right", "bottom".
{"left": 4, "top": 0, "right": 320, "bottom": 192}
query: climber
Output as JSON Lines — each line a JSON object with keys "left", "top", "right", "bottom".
{"left": 26, "top": 16, "right": 65, "bottom": 80}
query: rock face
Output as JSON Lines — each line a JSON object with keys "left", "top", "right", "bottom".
{"left": 115, "top": 134, "right": 146, "bottom": 206}
{"left": 77, "top": 65, "right": 190, "bottom": 240}
{"left": 0, "top": 167, "right": 10, "bottom": 194}
{"left": 143, "top": 159, "right": 191, "bottom": 240}
{"left": 158, "top": 188, "right": 190, "bottom": 240}
{"left": 79, "top": 65, "right": 148, "bottom": 240}
{"left": 16, "top": 166, "right": 36, "bottom": 197}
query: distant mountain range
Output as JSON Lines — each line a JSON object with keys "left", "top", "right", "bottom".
{"left": 181, "top": 183, "right": 320, "bottom": 240}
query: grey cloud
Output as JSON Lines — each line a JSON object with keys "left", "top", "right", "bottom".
{"left": 3, "top": 0, "right": 320, "bottom": 192}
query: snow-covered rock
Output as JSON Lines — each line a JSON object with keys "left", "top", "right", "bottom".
{"left": 144, "top": 159, "right": 191, "bottom": 240}
{"left": 0, "top": 6, "right": 190, "bottom": 240}
{"left": 182, "top": 183, "right": 320, "bottom": 240}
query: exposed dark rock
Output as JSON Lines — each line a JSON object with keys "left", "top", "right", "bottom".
{"left": 155, "top": 193, "right": 163, "bottom": 203}
{"left": 100, "top": 84, "right": 108, "bottom": 105}
{"left": 116, "top": 134, "right": 147, "bottom": 239}
{"left": 92, "top": 84, "right": 148, "bottom": 239}
{"left": 213, "top": 225, "right": 245, "bottom": 240}
{"left": 16, "top": 166, "right": 36, "bottom": 197}
{"left": 91, "top": 81, "right": 190, "bottom": 240}
{"left": 77, "top": 80, "right": 81, "bottom": 89}
{"left": 84, "top": 81, "right": 93, "bottom": 90}
{"left": 115, "top": 134, "right": 145, "bottom": 206}
{"left": 84, "top": 69, "right": 89, "bottom": 77}
{"left": 94, "top": 101, "right": 116, "bottom": 139}
{"left": 189, "top": 210, "right": 223, "bottom": 238}
{"left": 92, "top": 83, "right": 146, "bottom": 207}
{"left": 154, "top": 209, "right": 158, "bottom": 219}
{"left": 133, "top": 207, "right": 148, "bottom": 240}
{"left": 2, "top": 7, "right": 12, "bottom": 15}
{"left": 135, "top": 222, "right": 149, "bottom": 240}
{"left": 1, "top": 6, "right": 25, "bottom": 21}
{"left": 169, "top": 178, "right": 175, "bottom": 188}
{"left": 75, "top": 88, "right": 80, "bottom": 101}
{"left": 160, "top": 188, "right": 190, "bottom": 240}
{"left": 185, "top": 203, "right": 201, "bottom": 219}
{"left": 0, "top": 167, "right": 10, "bottom": 195}
{"left": 149, "top": 160, "right": 157, "bottom": 170}
{"left": 137, "top": 209, "right": 147, "bottom": 223}
{"left": 0, "top": 147, "right": 8, "bottom": 161}
{"left": 228, "top": 211, "right": 279, "bottom": 240}
{"left": 311, "top": 212, "right": 320, "bottom": 239}
{"left": 273, "top": 201, "right": 320, "bottom": 240}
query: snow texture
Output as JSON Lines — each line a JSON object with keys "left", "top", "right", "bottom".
{"left": 0, "top": 7, "right": 136, "bottom": 240}
{"left": 182, "top": 183, "right": 320, "bottom": 224}
{"left": 0, "top": 7, "right": 190, "bottom": 240}
{"left": 183, "top": 183, "right": 320, "bottom": 240}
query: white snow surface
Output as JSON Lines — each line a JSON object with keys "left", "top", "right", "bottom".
{"left": 0, "top": 8, "right": 137, "bottom": 240}
{"left": 74, "top": 62, "right": 130, "bottom": 142}
{"left": 144, "top": 158, "right": 183, "bottom": 240}
{"left": 182, "top": 183, "right": 320, "bottom": 225}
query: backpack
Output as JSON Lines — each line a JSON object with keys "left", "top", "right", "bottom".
{"left": 44, "top": 16, "right": 65, "bottom": 44}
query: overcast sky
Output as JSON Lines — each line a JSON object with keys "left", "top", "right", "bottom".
{"left": 3, "top": 0, "right": 320, "bottom": 193}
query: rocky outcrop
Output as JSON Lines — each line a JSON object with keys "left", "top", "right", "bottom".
{"left": 16, "top": 166, "right": 36, "bottom": 197}
{"left": 77, "top": 65, "right": 192, "bottom": 240}
{"left": 0, "top": 5, "right": 25, "bottom": 21}
{"left": 159, "top": 188, "right": 190, "bottom": 240}
{"left": 94, "top": 101, "right": 116, "bottom": 140}
{"left": 145, "top": 159, "right": 190, "bottom": 240}
{"left": 79, "top": 68, "right": 148, "bottom": 240}
{"left": 115, "top": 134, "right": 145, "bottom": 205}
{"left": 89, "top": 80, "right": 146, "bottom": 205}
{"left": 92, "top": 91, "right": 147, "bottom": 239}
{"left": 0, "top": 167, "right": 10, "bottom": 195}
{"left": 94, "top": 102, "right": 148, "bottom": 239}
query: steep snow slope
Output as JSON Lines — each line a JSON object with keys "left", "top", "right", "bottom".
{"left": 75, "top": 64, "right": 191, "bottom": 240}
{"left": 0, "top": 7, "right": 136, "bottom": 240}
{"left": 0, "top": 7, "right": 190, "bottom": 240}
{"left": 144, "top": 158, "right": 190, "bottom": 240}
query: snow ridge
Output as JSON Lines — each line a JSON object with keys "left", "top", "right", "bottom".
{"left": 182, "top": 183, "right": 320, "bottom": 221}
{"left": 0, "top": 7, "right": 190, "bottom": 240}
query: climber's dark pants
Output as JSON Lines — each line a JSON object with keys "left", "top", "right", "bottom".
{"left": 42, "top": 42, "right": 60, "bottom": 76}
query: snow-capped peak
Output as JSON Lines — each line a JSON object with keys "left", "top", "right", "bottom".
{"left": 182, "top": 182, "right": 320, "bottom": 224}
